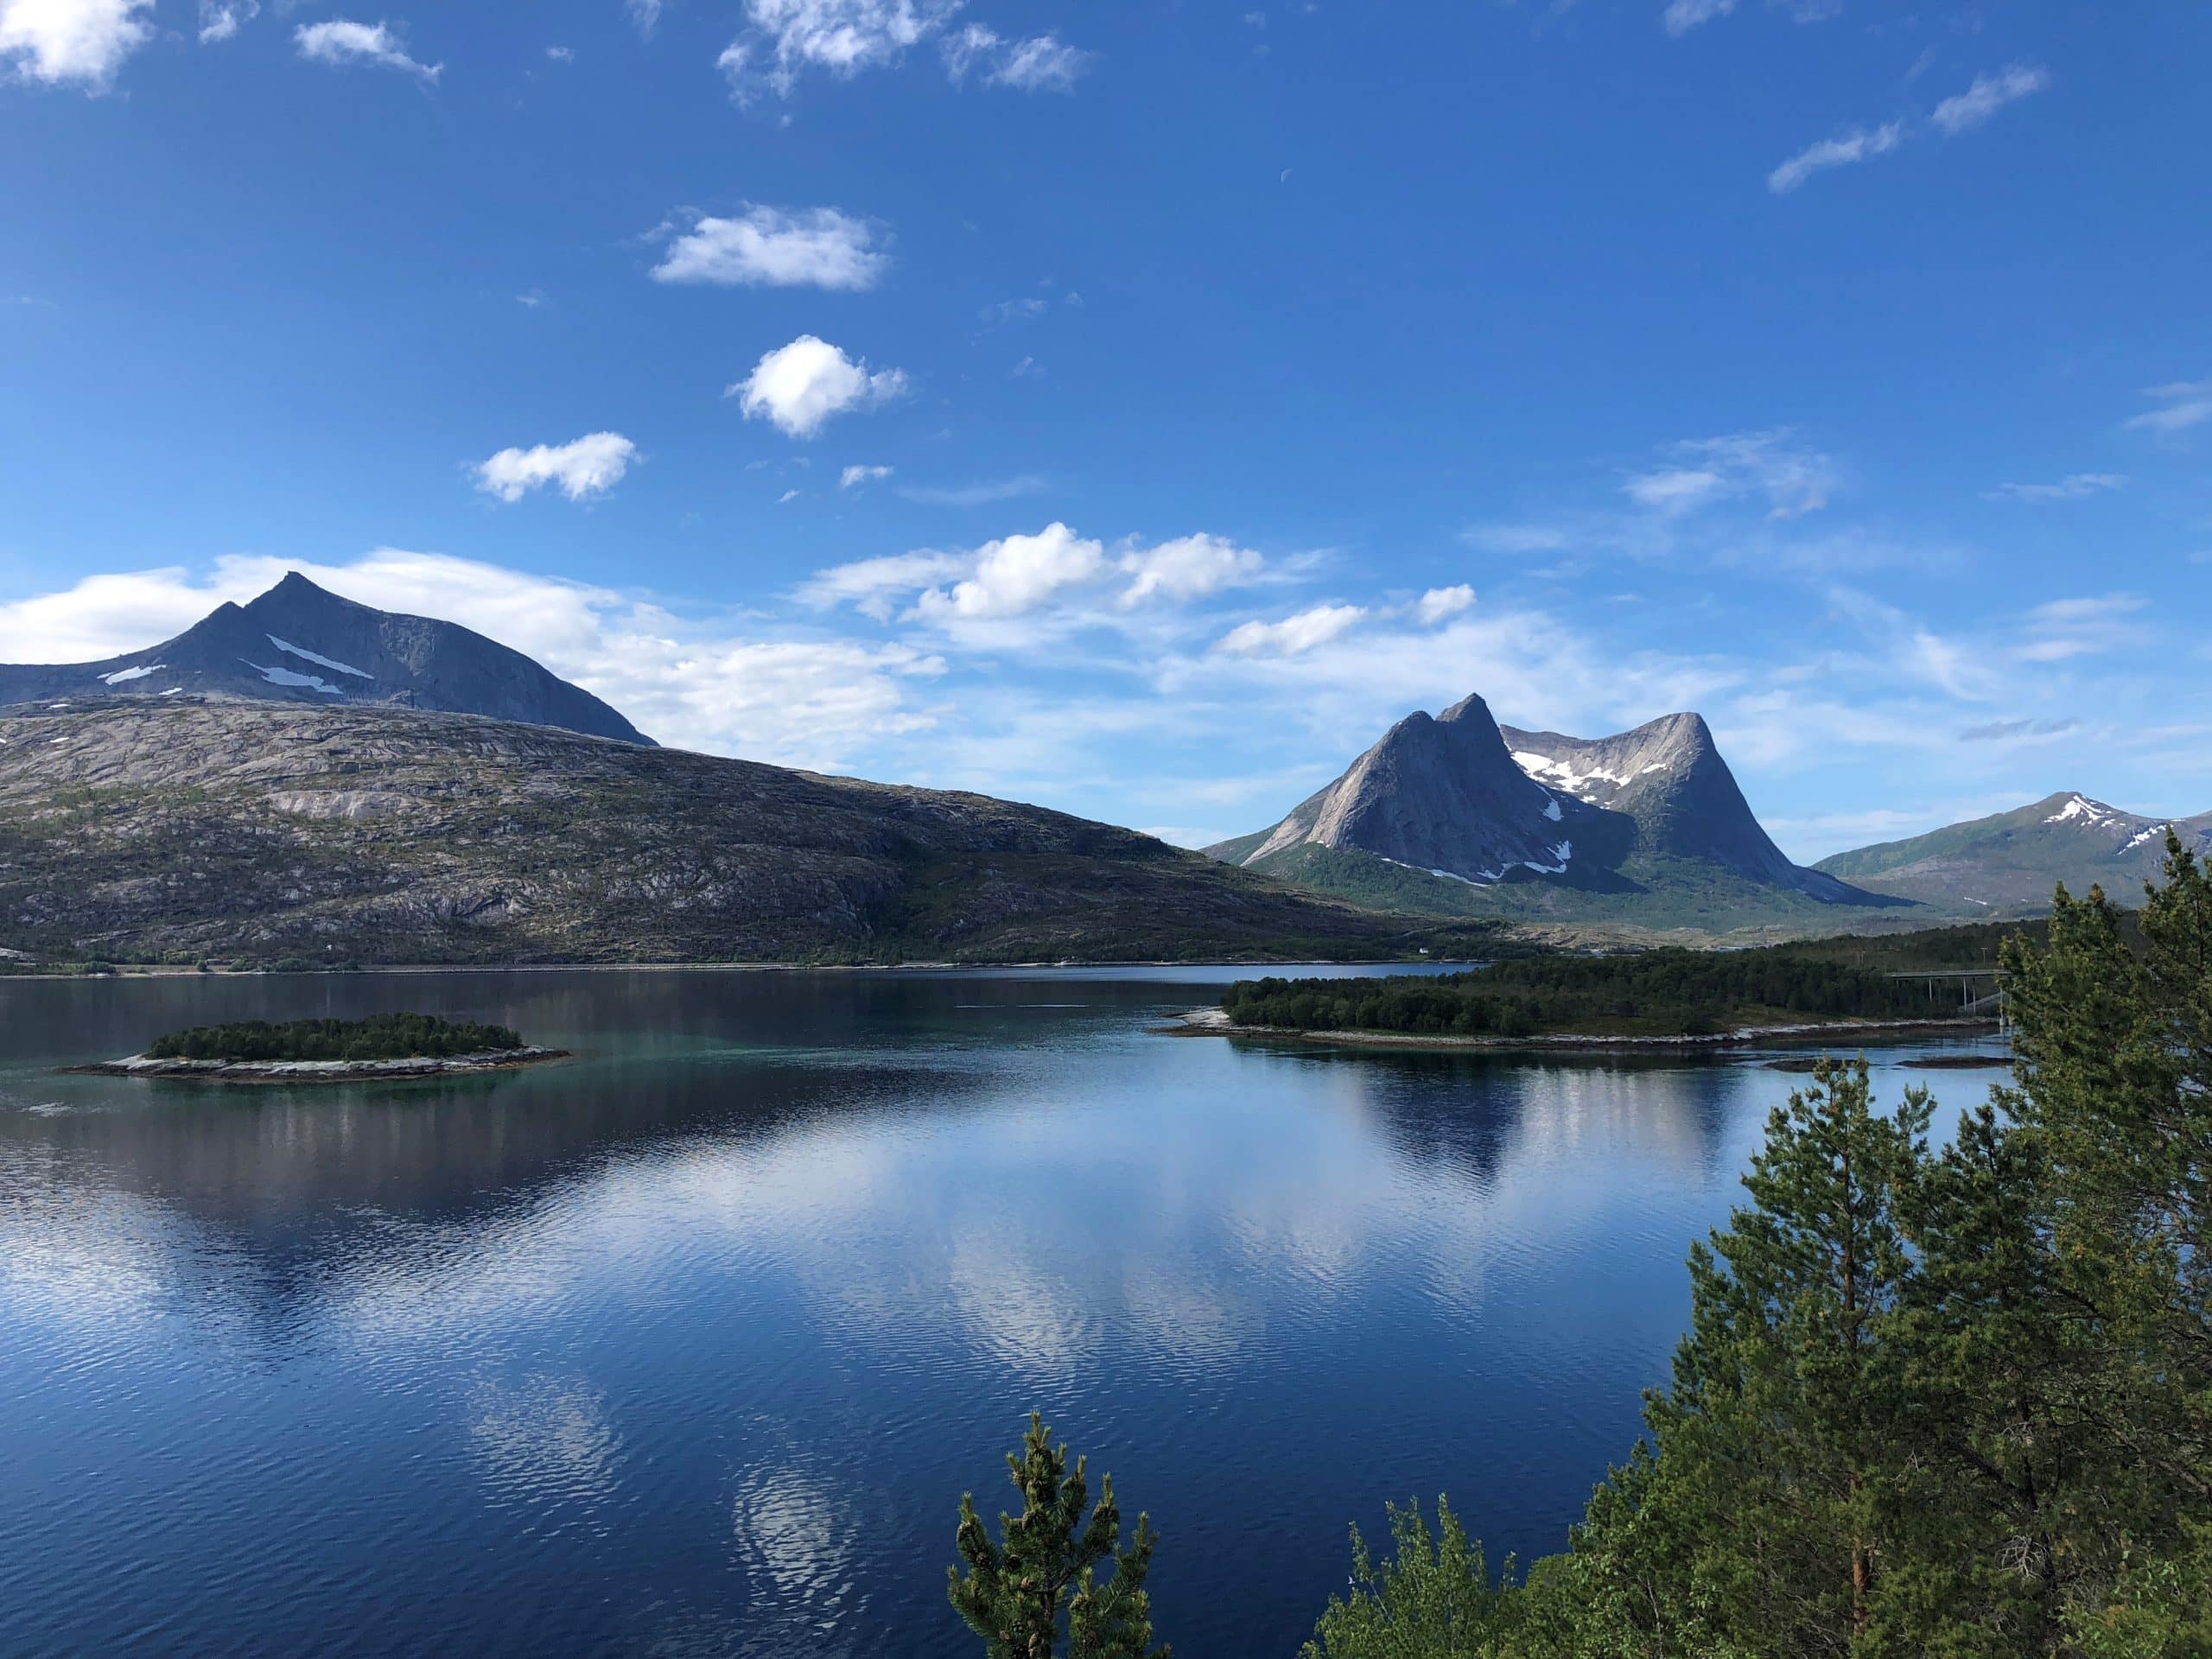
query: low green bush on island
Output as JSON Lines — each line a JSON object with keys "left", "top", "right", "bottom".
{"left": 145, "top": 1012, "right": 525, "bottom": 1063}
{"left": 1223, "top": 946, "right": 1939, "bottom": 1039}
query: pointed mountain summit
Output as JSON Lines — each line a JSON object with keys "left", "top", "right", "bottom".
{"left": 1815, "top": 791, "right": 2212, "bottom": 913}
{"left": 1209, "top": 695, "right": 1897, "bottom": 932}
{"left": 1500, "top": 712, "right": 1859, "bottom": 900}
{"left": 1225, "top": 693, "right": 1599, "bottom": 883}
{"left": 0, "top": 572, "right": 651, "bottom": 744}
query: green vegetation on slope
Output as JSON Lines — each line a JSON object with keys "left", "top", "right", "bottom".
{"left": 1290, "top": 842, "right": 2212, "bottom": 1657}
{"left": 1223, "top": 946, "right": 1936, "bottom": 1039}
{"left": 146, "top": 1012, "right": 524, "bottom": 1062}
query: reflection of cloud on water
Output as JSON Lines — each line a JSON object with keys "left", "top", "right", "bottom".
{"left": 467, "top": 1373, "right": 622, "bottom": 1520}
{"left": 949, "top": 1230, "right": 1101, "bottom": 1379}
{"left": 729, "top": 1461, "right": 861, "bottom": 1628}
{"left": 0, "top": 1143, "right": 199, "bottom": 1333}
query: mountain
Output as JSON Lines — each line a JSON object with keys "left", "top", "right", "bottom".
{"left": 0, "top": 698, "right": 1501, "bottom": 966}
{"left": 1814, "top": 792, "right": 2212, "bottom": 914}
{"left": 0, "top": 572, "right": 649, "bottom": 745}
{"left": 1205, "top": 696, "right": 1898, "bottom": 936}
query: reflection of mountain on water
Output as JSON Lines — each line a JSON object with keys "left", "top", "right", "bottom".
{"left": 1239, "top": 1045, "right": 1735, "bottom": 1192}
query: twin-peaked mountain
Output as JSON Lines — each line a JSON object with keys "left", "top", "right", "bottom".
{"left": 0, "top": 572, "right": 650, "bottom": 745}
{"left": 1205, "top": 694, "right": 1894, "bottom": 931}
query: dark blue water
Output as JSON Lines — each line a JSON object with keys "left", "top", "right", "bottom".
{"left": 0, "top": 969, "right": 2008, "bottom": 1656}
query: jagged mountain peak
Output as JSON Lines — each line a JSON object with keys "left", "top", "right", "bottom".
{"left": 0, "top": 574, "right": 652, "bottom": 745}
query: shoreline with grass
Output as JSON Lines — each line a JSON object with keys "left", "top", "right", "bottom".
{"left": 1174, "top": 1005, "right": 1999, "bottom": 1052}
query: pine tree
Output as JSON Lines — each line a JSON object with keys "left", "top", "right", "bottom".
{"left": 1592, "top": 1058, "right": 1933, "bottom": 1656}
{"left": 948, "top": 1413, "right": 1168, "bottom": 1659}
{"left": 1300, "top": 1497, "right": 1522, "bottom": 1657}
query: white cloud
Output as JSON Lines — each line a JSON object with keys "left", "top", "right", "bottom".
{"left": 793, "top": 550, "right": 969, "bottom": 620}
{"left": 651, "top": 207, "right": 887, "bottom": 291}
{"left": 730, "top": 335, "right": 907, "bottom": 439}
{"left": 1768, "top": 121, "right": 1904, "bottom": 194}
{"left": 1414, "top": 584, "right": 1475, "bottom": 624}
{"left": 839, "top": 463, "right": 893, "bottom": 489}
{"left": 912, "top": 523, "right": 1105, "bottom": 620}
{"left": 626, "top": 0, "right": 661, "bottom": 37}
{"left": 1625, "top": 432, "right": 1838, "bottom": 517}
{"left": 1214, "top": 604, "right": 1364, "bottom": 658}
{"left": 718, "top": 0, "right": 1084, "bottom": 99}
{"left": 544, "top": 44, "right": 572, "bottom": 62}
{"left": 2126, "top": 380, "right": 2212, "bottom": 436}
{"left": 0, "top": 550, "right": 945, "bottom": 769}
{"left": 1117, "top": 534, "right": 1264, "bottom": 607}
{"left": 0, "top": 0, "right": 153, "bottom": 86}
{"left": 198, "top": 0, "right": 256, "bottom": 44}
{"left": 1661, "top": 0, "right": 1734, "bottom": 35}
{"left": 719, "top": 0, "right": 954, "bottom": 99}
{"left": 777, "top": 488, "right": 801, "bottom": 504}
{"left": 295, "top": 18, "right": 441, "bottom": 81}
{"left": 1462, "top": 523, "right": 1572, "bottom": 555}
{"left": 982, "top": 296, "right": 1047, "bottom": 323}
{"left": 475, "top": 432, "right": 638, "bottom": 503}
{"left": 1984, "top": 473, "right": 2124, "bottom": 504}
{"left": 988, "top": 33, "right": 1085, "bottom": 91}
{"left": 1930, "top": 63, "right": 2048, "bottom": 136}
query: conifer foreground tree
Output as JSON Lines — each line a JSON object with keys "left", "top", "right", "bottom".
{"left": 948, "top": 1413, "right": 1167, "bottom": 1659}
{"left": 1300, "top": 838, "right": 2212, "bottom": 1655}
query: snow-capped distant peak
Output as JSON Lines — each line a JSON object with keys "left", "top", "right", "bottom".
{"left": 100, "top": 664, "right": 164, "bottom": 685}
{"left": 268, "top": 635, "right": 372, "bottom": 679}
{"left": 2044, "top": 794, "right": 2116, "bottom": 827}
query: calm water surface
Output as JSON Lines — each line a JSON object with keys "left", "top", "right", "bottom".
{"left": 0, "top": 968, "right": 2009, "bottom": 1656}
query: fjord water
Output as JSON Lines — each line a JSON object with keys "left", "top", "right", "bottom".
{"left": 0, "top": 969, "right": 2005, "bottom": 1656}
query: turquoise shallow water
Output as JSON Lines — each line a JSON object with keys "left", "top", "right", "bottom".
{"left": 0, "top": 967, "right": 2009, "bottom": 1656}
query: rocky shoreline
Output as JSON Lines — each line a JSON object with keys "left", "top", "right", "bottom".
{"left": 66, "top": 1046, "right": 569, "bottom": 1084}
{"left": 1172, "top": 1007, "right": 2000, "bottom": 1053}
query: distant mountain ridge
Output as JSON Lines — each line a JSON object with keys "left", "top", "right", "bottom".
{"left": 1815, "top": 791, "right": 2212, "bottom": 913}
{"left": 1206, "top": 695, "right": 1897, "bottom": 933}
{"left": 0, "top": 572, "right": 650, "bottom": 745}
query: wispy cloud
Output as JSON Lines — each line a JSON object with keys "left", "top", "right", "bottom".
{"left": 1930, "top": 62, "right": 2049, "bottom": 136}
{"left": 650, "top": 206, "right": 888, "bottom": 291}
{"left": 1768, "top": 121, "right": 1905, "bottom": 194}
{"left": 895, "top": 475, "right": 1048, "bottom": 507}
{"left": 717, "top": 1, "right": 1085, "bottom": 101}
{"left": 839, "top": 463, "right": 893, "bottom": 490}
{"left": 1984, "top": 473, "right": 2124, "bottom": 504}
{"left": 2126, "top": 380, "right": 2212, "bottom": 435}
{"left": 295, "top": 18, "right": 441, "bottom": 81}
{"left": 1215, "top": 604, "right": 1365, "bottom": 658}
{"left": 1624, "top": 431, "right": 1839, "bottom": 518}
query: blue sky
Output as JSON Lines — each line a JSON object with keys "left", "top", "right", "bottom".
{"left": 3, "top": 0, "right": 2208, "bottom": 858}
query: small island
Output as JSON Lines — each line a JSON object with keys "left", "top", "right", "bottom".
{"left": 1195, "top": 944, "right": 2003, "bottom": 1052}
{"left": 70, "top": 1012, "right": 566, "bottom": 1083}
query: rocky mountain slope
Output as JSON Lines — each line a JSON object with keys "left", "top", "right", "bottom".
{"left": 1206, "top": 696, "right": 1899, "bottom": 934}
{"left": 0, "top": 699, "right": 1496, "bottom": 965}
{"left": 1815, "top": 792, "right": 2212, "bottom": 913}
{"left": 0, "top": 573, "right": 649, "bottom": 744}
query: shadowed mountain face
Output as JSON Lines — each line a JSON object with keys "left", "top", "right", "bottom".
{"left": 1500, "top": 713, "right": 1864, "bottom": 901}
{"left": 0, "top": 572, "right": 650, "bottom": 745}
{"left": 0, "top": 699, "right": 1502, "bottom": 965}
{"left": 1815, "top": 791, "right": 2212, "bottom": 914}
{"left": 1206, "top": 696, "right": 1898, "bottom": 934}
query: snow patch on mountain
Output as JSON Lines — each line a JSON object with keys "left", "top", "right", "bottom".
{"left": 1512, "top": 750, "right": 1629, "bottom": 799}
{"left": 268, "top": 635, "right": 372, "bottom": 679}
{"left": 244, "top": 660, "right": 346, "bottom": 696}
{"left": 100, "top": 664, "right": 164, "bottom": 685}
{"left": 2044, "top": 795, "right": 2115, "bottom": 827}
{"left": 2123, "top": 823, "right": 2170, "bottom": 852}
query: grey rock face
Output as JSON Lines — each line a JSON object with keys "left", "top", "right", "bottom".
{"left": 1499, "top": 712, "right": 1862, "bottom": 899}
{"left": 1239, "top": 694, "right": 1586, "bottom": 882}
{"left": 0, "top": 571, "right": 651, "bottom": 745}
